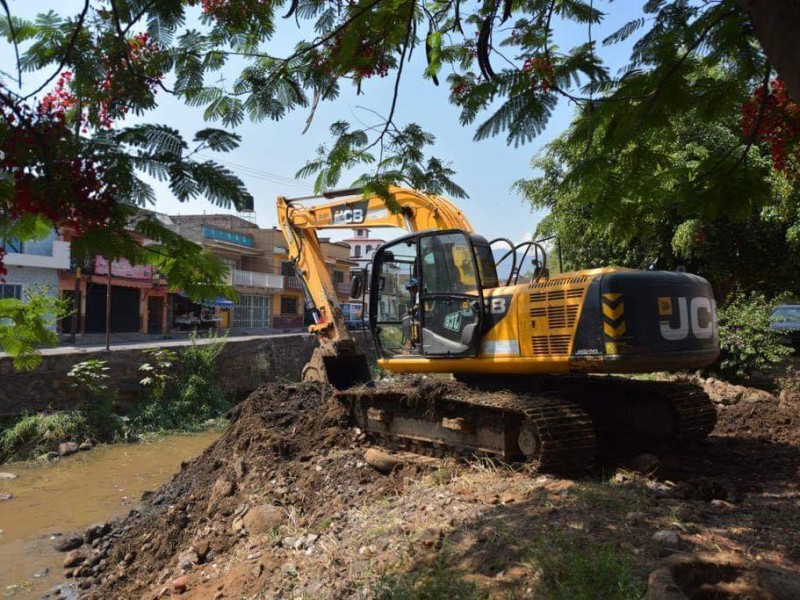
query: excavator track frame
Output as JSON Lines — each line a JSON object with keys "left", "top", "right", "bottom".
{"left": 336, "top": 376, "right": 716, "bottom": 472}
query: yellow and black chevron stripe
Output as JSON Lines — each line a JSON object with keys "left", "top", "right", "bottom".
{"left": 602, "top": 292, "right": 625, "bottom": 354}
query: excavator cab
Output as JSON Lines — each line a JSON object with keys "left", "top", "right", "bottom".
{"left": 370, "top": 230, "right": 495, "bottom": 358}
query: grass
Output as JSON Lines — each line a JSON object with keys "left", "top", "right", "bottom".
{"left": 374, "top": 553, "right": 483, "bottom": 600}
{"left": 523, "top": 527, "right": 646, "bottom": 599}
{"left": 0, "top": 411, "right": 89, "bottom": 462}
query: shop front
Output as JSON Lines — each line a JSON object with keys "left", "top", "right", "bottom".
{"left": 172, "top": 293, "right": 234, "bottom": 331}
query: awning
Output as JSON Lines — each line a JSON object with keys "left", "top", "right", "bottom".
{"left": 206, "top": 297, "right": 235, "bottom": 308}
{"left": 176, "top": 292, "right": 235, "bottom": 309}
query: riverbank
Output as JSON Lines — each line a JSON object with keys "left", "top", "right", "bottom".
{"left": 65, "top": 380, "right": 800, "bottom": 599}
{"left": 0, "top": 431, "right": 220, "bottom": 598}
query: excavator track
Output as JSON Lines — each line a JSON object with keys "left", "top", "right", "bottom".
{"left": 338, "top": 386, "right": 598, "bottom": 472}
{"left": 337, "top": 376, "right": 717, "bottom": 472}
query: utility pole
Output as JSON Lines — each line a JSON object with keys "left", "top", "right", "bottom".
{"left": 105, "top": 262, "right": 112, "bottom": 351}
{"left": 69, "top": 264, "right": 80, "bottom": 344}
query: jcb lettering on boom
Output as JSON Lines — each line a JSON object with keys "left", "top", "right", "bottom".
{"left": 659, "top": 296, "right": 716, "bottom": 341}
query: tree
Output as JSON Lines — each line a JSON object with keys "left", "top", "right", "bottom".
{"left": 516, "top": 66, "right": 800, "bottom": 302}
{"left": 2, "top": 0, "right": 800, "bottom": 359}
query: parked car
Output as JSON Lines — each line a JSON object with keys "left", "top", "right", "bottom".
{"left": 345, "top": 317, "right": 369, "bottom": 331}
{"left": 769, "top": 304, "right": 800, "bottom": 351}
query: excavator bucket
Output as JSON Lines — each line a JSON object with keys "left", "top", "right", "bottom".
{"left": 301, "top": 346, "right": 373, "bottom": 389}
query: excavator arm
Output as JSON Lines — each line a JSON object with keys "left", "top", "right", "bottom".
{"left": 276, "top": 186, "right": 473, "bottom": 387}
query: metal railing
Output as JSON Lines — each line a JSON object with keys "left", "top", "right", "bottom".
{"left": 231, "top": 269, "right": 284, "bottom": 289}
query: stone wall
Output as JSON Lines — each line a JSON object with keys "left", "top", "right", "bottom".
{"left": 0, "top": 335, "right": 317, "bottom": 418}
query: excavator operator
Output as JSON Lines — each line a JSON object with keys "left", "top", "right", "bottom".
{"left": 401, "top": 277, "right": 420, "bottom": 353}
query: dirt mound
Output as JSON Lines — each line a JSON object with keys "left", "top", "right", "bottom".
{"left": 73, "top": 383, "right": 392, "bottom": 599}
{"left": 713, "top": 391, "right": 800, "bottom": 446}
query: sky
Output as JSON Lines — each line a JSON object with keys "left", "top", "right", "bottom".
{"left": 1, "top": 0, "right": 640, "bottom": 246}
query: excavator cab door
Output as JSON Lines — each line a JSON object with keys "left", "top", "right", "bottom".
{"left": 417, "top": 231, "right": 484, "bottom": 357}
{"left": 371, "top": 230, "right": 485, "bottom": 358}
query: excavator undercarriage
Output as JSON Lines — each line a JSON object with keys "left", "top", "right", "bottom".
{"left": 336, "top": 376, "right": 716, "bottom": 471}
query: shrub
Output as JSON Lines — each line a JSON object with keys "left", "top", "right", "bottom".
{"left": 67, "top": 359, "right": 124, "bottom": 441}
{"left": 716, "top": 292, "right": 792, "bottom": 380}
{"left": 132, "top": 333, "right": 230, "bottom": 432}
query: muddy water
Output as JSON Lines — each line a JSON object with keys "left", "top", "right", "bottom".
{"left": 0, "top": 432, "right": 220, "bottom": 598}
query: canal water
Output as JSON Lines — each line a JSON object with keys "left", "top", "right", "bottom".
{"left": 0, "top": 432, "right": 220, "bottom": 598}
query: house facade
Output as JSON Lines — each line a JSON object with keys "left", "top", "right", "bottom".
{"left": 1, "top": 231, "right": 70, "bottom": 330}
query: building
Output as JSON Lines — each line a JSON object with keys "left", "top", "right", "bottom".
{"left": 340, "top": 228, "right": 385, "bottom": 269}
{"left": 58, "top": 227, "right": 169, "bottom": 336}
{"left": 1, "top": 230, "right": 71, "bottom": 329}
{"left": 272, "top": 236, "right": 357, "bottom": 331}
{"left": 339, "top": 228, "right": 386, "bottom": 317}
{"left": 167, "top": 214, "right": 284, "bottom": 333}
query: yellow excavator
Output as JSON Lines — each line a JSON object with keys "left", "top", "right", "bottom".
{"left": 277, "top": 186, "right": 719, "bottom": 470}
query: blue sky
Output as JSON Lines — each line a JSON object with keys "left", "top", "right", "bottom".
{"left": 2, "top": 1, "right": 639, "bottom": 244}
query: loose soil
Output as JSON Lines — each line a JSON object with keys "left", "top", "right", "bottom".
{"left": 55, "top": 377, "right": 800, "bottom": 599}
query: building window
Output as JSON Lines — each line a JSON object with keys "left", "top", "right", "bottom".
{"left": 354, "top": 245, "right": 361, "bottom": 258}
{"left": 280, "top": 261, "right": 295, "bottom": 276}
{"left": 0, "top": 284, "right": 22, "bottom": 300}
{"left": 365, "top": 244, "right": 373, "bottom": 255}
{"left": 333, "top": 270, "right": 344, "bottom": 284}
{"left": 281, "top": 296, "right": 298, "bottom": 315}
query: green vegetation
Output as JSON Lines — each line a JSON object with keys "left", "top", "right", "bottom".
{"left": 0, "top": 336, "right": 231, "bottom": 463}
{"left": 375, "top": 553, "right": 481, "bottom": 600}
{"left": 716, "top": 292, "right": 792, "bottom": 381}
{"left": 0, "top": 284, "right": 67, "bottom": 371}
{"left": 131, "top": 334, "right": 230, "bottom": 433}
{"left": 524, "top": 529, "right": 645, "bottom": 600}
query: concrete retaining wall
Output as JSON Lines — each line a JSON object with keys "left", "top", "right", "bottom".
{"left": 0, "top": 335, "right": 317, "bottom": 417}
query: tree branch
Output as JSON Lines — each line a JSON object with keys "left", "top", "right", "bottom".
{"left": 22, "top": 0, "right": 90, "bottom": 101}
{"left": 0, "top": 0, "right": 21, "bottom": 87}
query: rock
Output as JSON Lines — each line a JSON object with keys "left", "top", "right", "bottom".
{"left": 544, "top": 479, "right": 575, "bottom": 494}
{"left": 58, "top": 442, "right": 79, "bottom": 457}
{"left": 206, "top": 477, "right": 235, "bottom": 515}
{"left": 231, "top": 517, "right": 245, "bottom": 534}
{"left": 281, "top": 563, "right": 298, "bottom": 577}
{"left": 652, "top": 530, "right": 680, "bottom": 547}
{"left": 243, "top": 504, "right": 285, "bottom": 535}
{"left": 630, "top": 453, "right": 661, "bottom": 475}
{"left": 63, "top": 550, "right": 86, "bottom": 568}
{"left": 193, "top": 540, "right": 211, "bottom": 562}
{"left": 172, "top": 575, "right": 188, "bottom": 594}
{"left": 84, "top": 522, "right": 110, "bottom": 543}
{"left": 0, "top": 492, "right": 12, "bottom": 501}
{"left": 31, "top": 567, "right": 49, "bottom": 579}
{"left": 364, "top": 449, "right": 402, "bottom": 474}
{"left": 38, "top": 451, "right": 59, "bottom": 462}
{"left": 178, "top": 550, "right": 199, "bottom": 572}
{"left": 79, "top": 441, "right": 92, "bottom": 451}
{"left": 54, "top": 534, "right": 84, "bottom": 552}
{"left": 233, "top": 457, "right": 247, "bottom": 479}
{"left": 0, "top": 472, "right": 17, "bottom": 480}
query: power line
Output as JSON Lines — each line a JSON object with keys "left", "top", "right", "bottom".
{"left": 197, "top": 153, "right": 314, "bottom": 190}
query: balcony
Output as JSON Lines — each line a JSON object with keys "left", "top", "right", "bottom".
{"left": 2, "top": 238, "right": 70, "bottom": 269}
{"left": 230, "top": 269, "right": 284, "bottom": 290}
